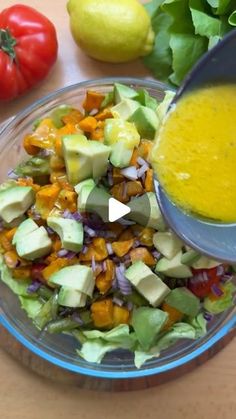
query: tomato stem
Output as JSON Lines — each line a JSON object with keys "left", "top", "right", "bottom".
{"left": 0, "top": 28, "right": 16, "bottom": 61}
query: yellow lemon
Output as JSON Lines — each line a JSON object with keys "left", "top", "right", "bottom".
{"left": 67, "top": 0, "right": 154, "bottom": 63}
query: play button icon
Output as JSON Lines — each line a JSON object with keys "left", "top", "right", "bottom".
{"left": 108, "top": 198, "right": 131, "bottom": 222}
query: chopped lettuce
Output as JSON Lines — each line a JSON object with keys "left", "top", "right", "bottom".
{"left": 134, "top": 322, "right": 197, "bottom": 368}
{"left": 19, "top": 296, "right": 43, "bottom": 320}
{"left": 131, "top": 307, "right": 168, "bottom": 350}
{"left": 0, "top": 256, "right": 31, "bottom": 297}
{"left": 76, "top": 325, "right": 137, "bottom": 364}
{"left": 186, "top": 313, "right": 207, "bottom": 338}
{"left": 203, "top": 282, "right": 236, "bottom": 314}
{"left": 34, "top": 294, "right": 58, "bottom": 329}
{"left": 143, "top": 0, "right": 236, "bottom": 85}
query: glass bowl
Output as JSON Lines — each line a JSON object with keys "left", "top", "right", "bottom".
{"left": 0, "top": 77, "right": 235, "bottom": 381}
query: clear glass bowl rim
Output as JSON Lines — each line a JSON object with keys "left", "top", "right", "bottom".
{"left": 0, "top": 77, "right": 235, "bottom": 380}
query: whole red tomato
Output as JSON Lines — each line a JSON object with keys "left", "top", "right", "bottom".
{"left": 0, "top": 4, "right": 58, "bottom": 101}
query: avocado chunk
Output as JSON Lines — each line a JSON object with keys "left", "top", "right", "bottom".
{"left": 128, "top": 106, "right": 159, "bottom": 140}
{"left": 156, "top": 90, "right": 175, "bottom": 121}
{"left": 111, "top": 99, "right": 140, "bottom": 120}
{"left": 47, "top": 216, "right": 84, "bottom": 252}
{"left": 78, "top": 184, "right": 111, "bottom": 222}
{"left": 12, "top": 218, "right": 38, "bottom": 245}
{"left": 62, "top": 134, "right": 111, "bottom": 184}
{"left": 135, "top": 89, "right": 158, "bottom": 111}
{"left": 104, "top": 119, "right": 140, "bottom": 168}
{"left": 153, "top": 231, "right": 183, "bottom": 260}
{"left": 191, "top": 255, "right": 221, "bottom": 269}
{"left": 125, "top": 261, "right": 170, "bottom": 307}
{"left": 164, "top": 287, "right": 200, "bottom": 317}
{"left": 16, "top": 226, "right": 52, "bottom": 260}
{"left": 58, "top": 287, "right": 87, "bottom": 308}
{"left": 181, "top": 250, "right": 201, "bottom": 266}
{"left": 49, "top": 265, "right": 95, "bottom": 297}
{"left": 50, "top": 105, "right": 73, "bottom": 128}
{"left": 0, "top": 186, "right": 35, "bottom": 223}
{"left": 131, "top": 307, "right": 168, "bottom": 350}
{"left": 114, "top": 83, "right": 138, "bottom": 103}
{"left": 74, "top": 178, "right": 96, "bottom": 195}
{"left": 155, "top": 251, "right": 192, "bottom": 278}
{"left": 127, "top": 192, "right": 166, "bottom": 231}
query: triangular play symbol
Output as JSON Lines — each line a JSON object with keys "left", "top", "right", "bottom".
{"left": 108, "top": 197, "right": 131, "bottom": 222}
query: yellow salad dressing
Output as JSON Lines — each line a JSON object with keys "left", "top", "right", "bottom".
{"left": 151, "top": 84, "right": 236, "bottom": 222}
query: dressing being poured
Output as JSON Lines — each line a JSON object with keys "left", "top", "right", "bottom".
{"left": 151, "top": 84, "right": 236, "bottom": 223}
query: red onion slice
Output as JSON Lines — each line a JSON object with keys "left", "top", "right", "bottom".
{"left": 121, "top": 166, "right": 138, "bottom": 180}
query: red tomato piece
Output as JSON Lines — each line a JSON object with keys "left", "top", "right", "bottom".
{"left": 187, "top": 266, "right": 222, "bottom": 298}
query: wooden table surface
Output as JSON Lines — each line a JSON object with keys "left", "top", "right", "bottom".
{"left": 0, "top": 1, "right": 235, "bottom": 418}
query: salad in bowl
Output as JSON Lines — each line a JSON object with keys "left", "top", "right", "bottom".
{"left": 0, "top": 79, "right": 235, "bottom": 371}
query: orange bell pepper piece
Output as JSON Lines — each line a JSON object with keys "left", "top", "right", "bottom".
{"left": 118, "top": 228, "right": 134, "bottom": 241}
{"left": 12, "top": 267, "right": 32, "bottom": 280}
{"left": 91, "top": 299, "right": 114, "bottom": 328}
{"left": 83, "top": 91, "right": 105, "bottom": 112}
{"left": 95, "top": 108, "right": 113, "bottom": 121}
{"left": 144, "top": 168, "right": 154, "bottom": 192}
{"left": 138, "top": 140, "right": 153, "bottom": 162}
{"left": 96, "top": 259, "right": 114, "bottom": 294}
{"left": 0, "top": 232, "right": 14, "bottom": 251}
{"left": 35, "top": 183, "right": 61, "bottom": 218}
{"left": 131, "top": 225, "right": 155, "bottom": 247}
{"left": 113, "top": 305, "right": 130, "bottom": 326}
{"left": 62, "top": 110, "right": 84, "bottom": 125}
{"left": 42, "top": 258, "right": 78, "bottom": 281}
{"left": 16, "top": 177, "right": 41, "bottom": 192}
{"left": 110, "top": 182, "right": 129, "bottom": 203}
{"left": 129, "top": 247, "right": 156, "bottom": 266}
{"left": 79, "top": 116, "right": 97, "bottom": 133}
{"left": 5, "top": 227, "right": 18, "bottom": 242}
{"left": 162, "top": 302, "right": 183, "bottom": 330}
{"left": 56, "top": 189, "right": 77, "bottom": 212}
{"left": 129, "top": 148, "right": 139, "bottom": 167}
{"left": 4, "top": 250, "right": 24, "bottom": 269}
{"left": 112, "top": 168, "right": 125, "bottom": 185}
{"left": 112, "top": 239, "right": 134, "bottom": 258}
{"left": 126, "top": 181, "right": 144, "bottom": 197}
{"left": 23, "top": 135, "right": 40, "bottom": 155}
{"left": 79, "top": 238, "right": 108, "bottom": 262}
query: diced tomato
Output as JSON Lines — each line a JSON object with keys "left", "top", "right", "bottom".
{"left": 187, "top": 266, "right": 222, "bottom": 298}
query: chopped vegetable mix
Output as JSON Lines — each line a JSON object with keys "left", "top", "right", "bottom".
{"left": 0, "top": 83, "right": 235, "bottom": 369}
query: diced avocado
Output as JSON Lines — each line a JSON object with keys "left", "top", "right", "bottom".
{"left": 114, "top": 83, "right": 138, "bottom": 103}
{"left": 153, "top": 231, "right": 183, "bottom": 260}
{"left": 16, "top": 226, "right": 52, "bottom": 260}
{"left": 50, "top": 105, "right": 73, "bottom": 128}
{"left": 128, "top": 106, "right": 159, "bottom": 140}
{"left": 109, "top": 141, "right": 133, "bottom": 168}
{"left": 181, "top": 250, "right": 201, "bottom": 266}
{"left": 125, "top": 261, "right": 170, "bottom": 307}
{"left": 89, "top": 141, "right": 111, "bottom": 179}
{"left": 2, "top": 215, "right": 26, "bottom": 229}
{"left": 49, "top": 265, "right": 95, "bottom": 297}
{"left": 101, "top": 91, "right": 114, "bottom": 108}
{"left": 164, "top": 287, "right": 200, "bottom": 317}
{"left": 62, "top": 134, "right": 111, "bottom": 184}
{"left": 156, "top": 90, "right": 175, "bottom": 122}
{"left": 74, "top": 178, "right": 96, "bottom": 195}
{"left": 111, "top": 99, "right": 140, "bottom": 120}
{"left": 136, "top": 89, "right": 158, "bottom": 111}
{"left": 78, "top": 185, "right": 110, "bottom": 222}
{"left": 155, "top": 251, "right": 192, "bottom": 278}
{"left": 12, "top": 218, "right": 38, "bottom": 245}
{"left": 104, "top": 119, "right": 140, "bottom": 168}
{"left": 47, "top": 216, "right": 84, "bottom": 252}
{"left": 58, "top": 287, "right": 87, "bottom": 308}
{"left": 131, "top": 307, "right": 168, "bottom": 350}
{"left": 0, "top": 186, "right": 35, "bottom": 223}
{"left": 127, "top": 192, "right": 166, "bottom": 231}
{"left": 191, "top": 255, "right": 221, "bottom": 269}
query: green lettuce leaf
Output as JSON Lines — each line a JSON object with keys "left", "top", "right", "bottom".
{"left": 156, "top": 90, "right": 175, "bottom": 121}
{"left": 19, "top": 296, "right": 43, "bottom": 320}
{"left": 162, "top": 0, "right": 194, "bottom": 33}
{"left": 0, "top": 256, "right": 31, "bottom": 296}
{"left": 203, "top": 282, "right": 236, "bottom": 314}
{"left": 207, "top": 0, "right": 234, "bottom": 15}
{"left": 190, "top": 0, "right": 221, "bottom": 37}
{"left": 144, "top": 0, "right": 164, "bottom": 17}
{"left": 76, "top": 325, "right": 137, "bottom": 364}
{"left": 208, "top": 35, "right": 222, "bottom": 49}
{"left": 34, "top": 293, "right": 58, "bottom": 329}
{"left": 131, "top": 307, "right": 168, "bottom": 350}
{"left": 187, "top": 313, "right": 207, "bottom": 338}
{"left": 169, "top": 33, "right": 208, "bottom": 85}
{"left": 134, "top": 322, "right": 197, "bottom": 368}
